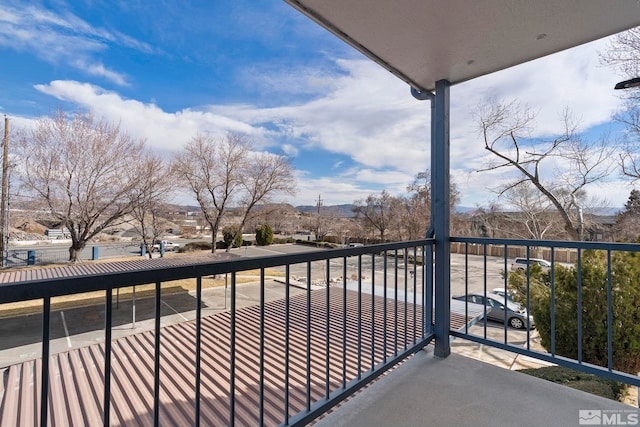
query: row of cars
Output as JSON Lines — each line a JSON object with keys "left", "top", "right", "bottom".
{"left": 454, "top": 257, "right": 550, "bottom": 330}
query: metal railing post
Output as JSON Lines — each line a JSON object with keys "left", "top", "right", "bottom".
{"left": 432, "top": 79, "right": 451, "bottom": 358}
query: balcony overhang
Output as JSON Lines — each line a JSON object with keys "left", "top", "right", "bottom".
{"left": 284, "top": 0, "right": 640, "bottom": 92}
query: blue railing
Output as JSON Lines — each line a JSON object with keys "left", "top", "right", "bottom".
{"left": 4, "top": 236, "right": 637, "bottom": 425}
{"left": 450, "top": 236, "right": 640, "bottom": 394}
{"left": 0, "top": 239, "right": 435, "bottom": 426}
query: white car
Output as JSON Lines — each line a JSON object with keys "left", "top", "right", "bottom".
{"left": 491, "top": 288, "right": 514, "bottom": 302}
{"left": 141, "top": 240, "right": 180, "bottom": 253}
{"left": 510, "top": 257, "right": 551, "bottom": 273}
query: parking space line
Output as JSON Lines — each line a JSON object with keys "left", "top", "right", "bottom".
{"left": 60, "top": 311, "right": 72, "bottom": 348}
{"left": 161, "top": 300, "right": 189, "bottom": 321}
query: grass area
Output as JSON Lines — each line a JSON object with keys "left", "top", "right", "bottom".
{"left": 518, "top": 366, "right": 627, "bottom": 402}
{"left": 0, "top": 251, "right": 285, "bottom": 318}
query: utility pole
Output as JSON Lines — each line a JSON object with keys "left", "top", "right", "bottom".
{"left": 315, "top": 194, "right": 322, "bottom": 240}
{"left": 0, "top": 116, "right": 9, "bottom": 267}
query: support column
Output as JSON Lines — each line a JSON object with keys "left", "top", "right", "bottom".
{"left": 432, "top": 79, "right": 451, "bottom": 358}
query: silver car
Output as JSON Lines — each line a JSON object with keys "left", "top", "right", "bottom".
{"left": 510, "top": 257, "right": 551, "bottom": 273}
{"left": 454, "top": 292, "right": 535, "bottom": 329}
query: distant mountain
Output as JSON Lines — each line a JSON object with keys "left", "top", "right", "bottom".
{"left": 167, "top": 202, "right": 622, "bottom": 218}
{"left": 455, "top": 206, "right": 477, "bottom": 214}
{"left": 296, "top": 204, "right": 356, "bottom": 217}
{"left": 456, "top": 206, "right": 622, "bottom": 216}
{"left": 589, "top": 207, "right": 622, "bottom": 216}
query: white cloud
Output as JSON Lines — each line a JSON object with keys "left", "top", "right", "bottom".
{"left": 210, "top": 59, "right": 432, "bottom": 175}
{"left": 72, "top": 60, "right": 128, "bottom": 87}
{"left": 0, "top": 3, "right": 153, "bottom": 86}
{"left": 34, "top": 80, "right": 257, "bottom": 154}
{"left": 27, "top": 32, "right": 632, "bottom": 208}
{"left": 294, "top": 175, "right": 375, "bottom": 206}
{"left": 281, "top": 144, "right": 299, "bottom": 157}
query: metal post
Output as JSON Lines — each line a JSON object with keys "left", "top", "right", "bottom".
{"left": 432, "top": 79, "right": 451, "bottom": 358}
{"left": 0, "top": 116, "right": 9, "bottom": 268}
{"left": 132, "top": 285, "right": 136, "bottom": 328}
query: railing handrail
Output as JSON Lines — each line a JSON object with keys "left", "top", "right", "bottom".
{"left": 0, "top": 239, "right": 434, "bottom": 304}
{"left": 450, "top": 235, "right": 640, "bottom": 391}
{"left": 0, "top": 238, "right": 437, "bottom": 426}
{"left": 451, "top": 236, "right": 640, "bottom": 252}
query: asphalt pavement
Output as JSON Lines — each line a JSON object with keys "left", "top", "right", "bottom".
{"left": 0, "top": 279, "right": 309, "bottom": 368}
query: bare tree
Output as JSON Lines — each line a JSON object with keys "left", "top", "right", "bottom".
{"left": 601, "top": 27, "right": 640, "bottom": 101}
{"left": 18, "top": 109, "right": 149, "bottom": 261}
{"left": 601, "top": 28, "right": 640, "bottom": 179}
{"left": 496, "top": 182, "right": 564, "bottom": 240}
{"left": 174, "top": 133, "right": 295, "bottom": 253}
{"left": 402, "top": 172, "right": 431, "bottom": 239}
{"left": 403, "top": 170, "right": 459, "bottom": 239}
{"left": 469, "top": 203, "right": 504, "bottom": 238}
{"left": 477, "top": 100, "right": 617, "bottom": 240}
{"left": 173, "top": 133, "right": 247, "bottom": 252}
{"left": 129, "top": 154, "right": 174, "bottom": 258}
{"left": 613, "top": 104, "right": 640, "bottom": 179}
{"left": 225, "top": 150, "right": 296, "bottom": 252}
{"left": 245, "top": 203, "right": 296, "bottom": 235}
{"left": 316, "top": 210, "right": 339, "bottom": 242}
{"left": 352, "top": 190, "right": 400, "bottom": 241}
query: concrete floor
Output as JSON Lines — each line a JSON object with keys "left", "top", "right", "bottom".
{"left": 313, "top": 347, "right": 637, "bottom": 427}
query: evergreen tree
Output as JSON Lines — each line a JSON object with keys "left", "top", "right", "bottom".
{"left": 513, "top": 250, "right": 640, "bottom": 375}
{"left": 615, "top": 189, "right": 640, "bottom": 241}
{"left": 255, "top": 224, "right": 274, "bottom": 246}
{"left": 222, "top": 225, "right": 243, "bottom": 248}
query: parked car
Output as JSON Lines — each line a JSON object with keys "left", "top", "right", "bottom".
{"left": 141, "top": 240, "right": 180, "bottom": 253}
{"left": 453, "top": 292, "right": 534, "bottom": 329}
{"left": 491, "top": 287, "right": 514, "bottom": 302}
{"left": 510, "top": 257, "right": 551, "bottom": 273}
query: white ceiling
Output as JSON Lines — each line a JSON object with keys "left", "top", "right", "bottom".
{"left": 285, "top": 0, "right": 640, "bottom": 92}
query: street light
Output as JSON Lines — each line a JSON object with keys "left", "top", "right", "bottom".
{"left": 614, "top": 77, "right": 640, "bottom": 90}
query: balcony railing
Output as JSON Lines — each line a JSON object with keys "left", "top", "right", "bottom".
{"left": 451, "top": 236, "right": 640, "bottom": 395}
{"left": 1, "top": 236, "right": 639, "bottom": 426}
{"left": 0, "top": 240, "right": 436, "bottom": 426}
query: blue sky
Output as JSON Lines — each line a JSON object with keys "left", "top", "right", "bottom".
{"left": 0, "top": 0, "right": 635, "bottom": 209}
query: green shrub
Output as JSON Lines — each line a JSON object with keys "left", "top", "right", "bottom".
{"left": 519, "top": 366, "right": 625, "bottom": 401}
{"left": 222, "top": 225, "right": 243, "bottom": 248}
{"left": 255, "top": 224, "right": 274, "bottom": 246}
{"left": 178, "top": 241, "right": 212, "bottom": 252}
{"left": 273, "top": 237, "right": 295, "bottom": 244}
{"left": 524, "top": 250, "right": 640, "bottom": 375}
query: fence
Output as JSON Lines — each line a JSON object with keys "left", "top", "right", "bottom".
{"left": 450, "top": 241, "right": 578, "bottom": 263}
{"left": 4, "top": 244, "right": 142, "bottom": 268}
